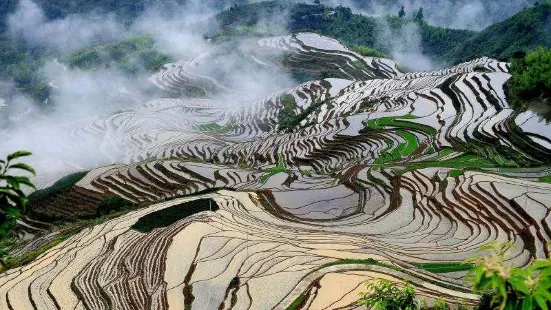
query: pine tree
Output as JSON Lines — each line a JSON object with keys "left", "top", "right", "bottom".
{"left": 398, "top": 6, "right": 405, "bottom": 18}
{"left": 415, "top": 7, "right": 424, "bottom": 21}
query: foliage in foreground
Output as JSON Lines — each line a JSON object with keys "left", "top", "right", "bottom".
{"left": 466, "top": 242, "right": 551, "bottom": 310}
{"left": 509, "top": 47, "right": 551, "bottom": 108}
{"left": 0, "top": 151, "right": 34, "bottom": 240}
{"left": 360, "top": 242, "right": 551, "bottom": 310}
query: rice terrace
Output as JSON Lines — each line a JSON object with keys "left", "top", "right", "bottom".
{"left": 0, "top": 1, "right": 551, "bottom": 309}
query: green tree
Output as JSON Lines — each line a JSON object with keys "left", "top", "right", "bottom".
{"left": 415, "top": 8, "right": 424, "bottom": 21}
{"left": 0, "top": 151, "right": 35, "bottom": 239}
{"left": 509, "top": 47, "right": 551, "bottom": 108}
{"left": 399, "top": 6, "right": 406, "bottom": 18}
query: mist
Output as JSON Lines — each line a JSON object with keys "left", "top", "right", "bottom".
{"left": 0, "top": 0, "right": 297, "bottom": 186}
{"left": 375, "top": 20, "right": 435, "bottom": 71}
{"left": 319, "top": 0, "right": 537, "bottom": 30}
{"left": 8, "top": 0, "right": 127, "bottom": 53}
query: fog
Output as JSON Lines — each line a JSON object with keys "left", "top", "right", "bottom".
{"left": 0, "top": 0, "right": 295, "bottom": 186}
{"left": 320, "top": 0, "right": 537, "bottom": 30}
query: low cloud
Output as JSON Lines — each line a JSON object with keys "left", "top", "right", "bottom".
{"left": 8, "top": 0, "right": 127, "bottom": 53}
{"left": 1, "top": 0, "right": 297, "bottom": 185}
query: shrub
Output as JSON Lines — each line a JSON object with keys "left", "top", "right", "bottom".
{"left": 466, "top": 242, "right": 551, "bottom": 310}
{"left": 359, "top": 279, "right": 419, "bottom": 310}
{"left": 0, "top": 151, "right": 35, "bottom": 239}
{"left": 96, "top": 196, "right": 134, "bottom": 216}
{"left": 509, "top": 47, "right": 551, "bottom": 108}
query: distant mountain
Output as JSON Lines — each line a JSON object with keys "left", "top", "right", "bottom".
{"left": 445, "top": 2, "right": 551, "bottom": 63}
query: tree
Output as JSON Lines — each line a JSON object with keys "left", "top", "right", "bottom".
{"left": 0, "top": 151, "right": 35, "bottom": 240}
{"left": 415, "top": 8, "right": 424, "bottom": 21}
{"left": 399, "top": 6, "right": 406, "bottom": 18}
{"left": 314, "top": 0, "right": 321, "bottom": 5}
{"left": 509, "top": 47, "right": 551, "bottom": 108}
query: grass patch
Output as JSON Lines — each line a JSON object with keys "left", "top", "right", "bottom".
{"left": 286, "top": 293, "right": 308, "bottom": 310}
{"left": 448, "top": 169, "right": 463, "bottom": 178}
{"left": 365, "top": 115, "right": 437, "bottom": 135}
{"left": 2, "top": 235, "right": 68, "bottom": 271}
{"left": 259, "top": 154, "right": 288, "bottom": 184}
{"left": 538, "top": 175, "right": 551, "bottom": 183}
{"left": 196, "top": 122, "right": 233, "bottom": 134}
{"left": 354, "top": 60, "right": 367, "bottom": 69}
{"left": 411, "top": 262, "right": 474, "bottom": 273}
{"left": 28, "top": 171, "right": 88, "bottom": 203}
{"left": 131, "top": 198, "right": 218, "bottom": 233}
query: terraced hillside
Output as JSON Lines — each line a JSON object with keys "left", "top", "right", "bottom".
{"left": 2, "top": 33, "right": 551, "bottom": 309}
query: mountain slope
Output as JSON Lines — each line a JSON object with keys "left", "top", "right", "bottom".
{"left": 215, "top": 2, "right": 475, "bottom": 62}
{"left": 2, "top": 32, "right": 551, "bottom": 309}
{"left": 446, "top": 2, "right": 551, "bottom": 63}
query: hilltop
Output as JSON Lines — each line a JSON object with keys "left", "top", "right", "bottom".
{"left": 446, "top": 1, "right": 551, "bottom": 63}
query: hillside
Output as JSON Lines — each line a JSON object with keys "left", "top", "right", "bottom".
{"left": 1, "top": 32, "right": 550, "bottom": 309}
{"left": 1, "top": 1, "right": 551, "bottom": 309}
{"left": 215, "top": 2, "right": 475, "bottom": 63}
{"left": 446, "top": 1, "right": 551, "bottom": 63}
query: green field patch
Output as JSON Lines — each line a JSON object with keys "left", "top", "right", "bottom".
{"left": 411, "top": 262, "right": 473, "bottom": 273}
{"left": 353, "top": 60, "right": 367, "bottom": 69}
{"left": 365, "top": 115, "right": 437, "bottom": 135}
{"left": 395, "top": 130, "right": 419, "bottom": 157}
{"left": 131, "top": 198, "right": 219, "bottom": 233}
{"left": 286, "top": 293, "right": 308, "bottom": 310}
{"left": 448, "top": 169, "right": 463, "bottom": 178}
{"left": 538, "top": 175, "right": 551, "bottom": 183}
{"left": 259, "top": 154, "right": 288, "bottom": 183}
{"left": 196, "top": 122, "right": 233, "bottom": 134}
{"left": 28, "top": 171, "right": 88, "bottom": 203}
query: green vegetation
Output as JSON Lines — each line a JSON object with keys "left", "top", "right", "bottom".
{"left": 352, "top": 45, "right": 385, "bottom": 58}
{"left": 28, "top": 171, "right": 87, "bottom": 203}
{"left": 365, "top": 115, "right": 437, "bottom": 136}
{"left": 286, "top": 293, "right": 308, "bottom": 310}
{"left": 68, "top": 35, "right": 172, "bottom": 74}
{"left": 215, "top": 2, "right": 474, "bottom": 64}
{"left": 278, "top": 94, "right": 298, "bottom": 130}
{"left": 96, "top": 196, "right": 134, "bottom": 216}
{"left": 0, "top": 151, "right": 35, "bottom": 240}
{"left": 2, "top": 235, "right": 67, "bottom": 271}
{"left": 359, "top": 243, "right": 551, "bottom": 310}
{"left": 131, "top": 198, "right": 218, "bottom": 233}
{"left": 411, "top": 262, "right": 473, "bottom": 273}
{"left": 446, "top": 2, "right": 551, "bottom": 63}
{"left": 359, "top": 279, "right": 419, "bottom": 310}
{"left": 448, "top": 170, "right": 464, "bottom": 178}
{"left": 196, "top": 122, "right": 233, "bottom": 134}
{"left": 466, "top": 242, "right": 551, "bottom": 310}
{"left": 509, "top": 47, "right": 551, "bottom": 108}
{"left": 259, "top": 154, "right": 288, "bottom": 184}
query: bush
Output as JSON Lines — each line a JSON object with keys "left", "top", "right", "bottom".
{"left": 0, "top": 151, "right": 35, "bottom": 239}
{"left": 359, "top": 279, "right": 419, "bottom": 310}
{"left": 466, "top": 242, "right": 551, "bottom": 310}
{"left": 96, "top": 196, "right": 134, "bottom": 216}
{"left": 351, "top": 45, "right": 385, "bottom": 58}
{"left": 509, "top": 47, "right": 551, "bottom": 108}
